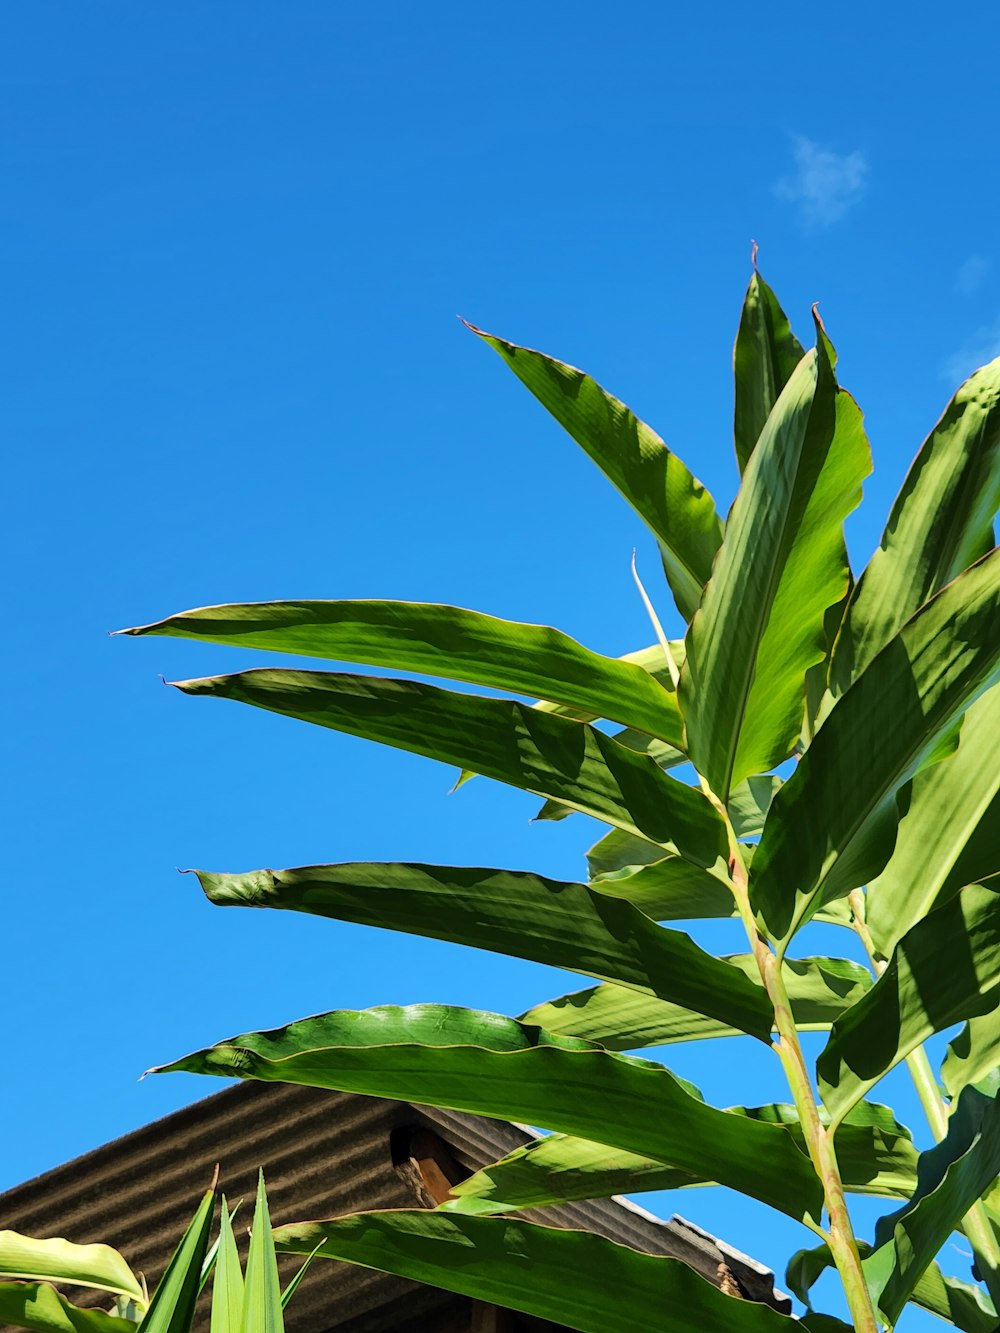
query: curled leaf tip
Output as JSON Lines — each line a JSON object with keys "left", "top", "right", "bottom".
{"left": 751, "top": 239, "right": 759, "bottom": 269}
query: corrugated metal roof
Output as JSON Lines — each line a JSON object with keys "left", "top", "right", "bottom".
{"left": 0, "top": 1081, "right": 790, "bottom": 1329}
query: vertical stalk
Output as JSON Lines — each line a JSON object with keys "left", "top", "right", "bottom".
{"left": 713, "top": 808, "right": 880, "bottom": 1331}
{"left": 848, "top": 892, "right": 1000, "bottom": 1297}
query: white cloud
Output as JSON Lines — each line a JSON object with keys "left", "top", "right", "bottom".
{"left": 775, "top": 136, "right": 868, "bottom": 226}
{"left": 956, "top": 255, "right": 989, "bottom": 295}
{"left": 943, "top": 317, "right": 1000, "bottom": 383}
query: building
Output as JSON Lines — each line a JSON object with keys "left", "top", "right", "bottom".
{"left": 0, "top": 1081, "right": 791, "bottom": 1330}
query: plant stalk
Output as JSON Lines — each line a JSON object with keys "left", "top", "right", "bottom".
{"left": 718, "top": 821, "right": 880, "bottom": 1331}
{"left": 848, "top": 891, "right": 1000, "bottom": 1300}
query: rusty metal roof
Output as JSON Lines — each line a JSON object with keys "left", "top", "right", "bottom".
{"left": 0, "top": 1081, "right": 790, "bottom": 1329}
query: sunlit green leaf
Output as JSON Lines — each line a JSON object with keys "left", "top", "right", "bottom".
{"left": 194, "top": 862, "right": 772, "bottom": 1039}
{"left": 818, "top": 881, "right": 1000, "bottom": 1123}
{"left": 944, "top": 1010, "right": 1000, "bottom": 1101}
{"left": 272, "top": 1210, "right": 792, "bottom": 1333}
{"left": 470, "top": 325, "right": 723, "bottom": 621}
{"left": 681, "top": 320, "right": 869, "bottom": 799}
{"left": 788, "top": 1242, "right": 998, "bottom": 1333}
{"left": 0, "top": 1283, "right": 134, "bottom": 1333}
{"left": 242, "top": 1174, "right": 282, "bottom": 1333}
{"left": 733, "top": 268, "right": 806, "bottom": 473}
{"left": 136, "top": 1190, "right": 214, "bottom": 1333}
{"left": 120, "top": 600, "right": 685, "bottom": 748}
{"left": 865, "top": 684, "right": 1000, "bottom": 955}
{"left": 519, "top": 955, "right": 870, "bottom": 1049}
{"left": 833, "top": 357, "right": 1000, "bottom": 690}
{"left": 751, "top": 548, "right": 1000, "bottom": 944}
{"left": 170, "top": 669, "right": 728, "bottom": 870}
{"left": 209, "top": 1199, "right": 242, "bottom": 1333}
{"left": 0, "top": 1233, "right": 142, "bottom": 1305}
{"left": 444, "top": 1100, "right": 916, "bottom": 1214}
{"left": 152, "top": 1004, "right": 821, "bottom": 1221}
{"left": 864, "top": 1083, "right": 1000, "bottom": 1325}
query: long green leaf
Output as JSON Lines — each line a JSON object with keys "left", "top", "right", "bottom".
{"left": 733, "top": 268, "right": 806, "bottom": 473}
{"left": 833, "top": 356, "right": 1000, "bottom": 690}
{"left": 680, "top": 321, "right": 870, "bottom": 799}
{"left": 519, "top": 955, "right": 870, "bottom": 1050}
{"left": 444, "top": 1101, "right": 917, "bottom": 1214}
{"left": 0, "top": 1283, "right": 134, "bottom": 1333}
{"left": 193, "top": 863, "right": 772, "bottom": 1040}
{"left": 209, "top": 1199, "right": 243, "bottom": 1333}
{"left": 864, "top": 1083, "right": 1000, "bottom": 1325}
{"left": 272, "top": 1210, "right": 791, "bottom": 1333}
{"left": 241, "top": 1174, "right": 282, "bottom": 1333}
{"left": 788, "top": 1242, "right": 998, "bottom": 1333}
{"left": 0, "top": 1234, "right": 142, "bottom": 1304}
{"left": 817, "top": 882, "right": 1000, "bottom": 1123}
{"left": 170, "top": 669, "right": 728, "bottom": 869}
{"left": 136, "top": 1190, "right": 214, "bottom": 1333}
{"left": 119, "top": 601, "right": 684, "bottom": 747}
{"left": 944, "top": 1011, "right": 1000, "bottom": 1100}
{"left": 865, "top": 683, "right": 1000, "bottom": 955}
{"left": 152, "top": 1004, "right": 821, "bottom": 1221}
{"left": 751, "top": 547, "right": 1000, "bottom": 944}
{"left": 469, "top": 324, "right": 723, "bottom": 621}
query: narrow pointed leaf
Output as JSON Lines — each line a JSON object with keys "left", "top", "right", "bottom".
{"left": 817, "top": 881, "right": 1000, "bottom": 1123}
{"left": 586, "top": 827, "right": 684, "bottom": 878}
{"left": 444, "top": 1101, "right": 916, "bottom": 1214}
{"left": 170, "top": 669, "right": 728, "bottom": 869}
{"left": 519, "top": 955, "right": 870, "bottom": 1050}
{"left": 751, "top": 548, "right": 1000, "bottom": 943}
{"left": 272, "top": 1211, "right": 791, "bottom": 1333}
{"left": 0, "top": 1234, "right": 142, "bottom": 1304}
{"left": 865, "top": 684, "right": 1000, "bottom": 954}
{"left": 733, "top": 269, "right": 806, "bottom": 472}
{"left": 120, "top": 601, "right": 684, "bottom": 748}
{"left": 0, "top": 1283, "right": 134, "bottom": 1333}
{"left": 242, "top": 1174, "right": 282, "bottom": 1333}
{"left": 586, "top": 856, "right": 736, "bottom": 920}
{"left": 470, "top": 324, "right": 723, "bottom": 621}
{"left": 278, "top": 1242, "right": 322, "bottom": 1312}
{"left": 833, "top": 357, "right": 1000, "bottom": 690}
{"left": 864, "top": 1083, "right": 1000, "bottom": 1325}
{"left": 153, "top": 1004, "right": 821, "bottom": 1221}
{"left": 209, "top": 1200, "right": 243, "bottom": 1333}
{"left": 788, "top": 1243, "right": 998, "bottom": 1333}
{"left": 194, "top": 862, "right": 772, "bottom": 1040}
{"left": 944, "top": 1011, "right": 1000, "bottom": 1100}
{"left": 136, "top": 1190, "right": 214, "bottom": 1333}
{"left": 681, "top": 326, "right": 870, "bottom": 798}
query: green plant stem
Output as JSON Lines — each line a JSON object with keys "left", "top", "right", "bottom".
{"left": 848, "top": 891, "right": 1000, "bottom": 1301}
{"left": 715, "top": 816, "right": 880, "bottom": 1331}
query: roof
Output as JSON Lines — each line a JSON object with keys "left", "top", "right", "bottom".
{"left": 0, "top": 1081, "right": 791, "bottom": 1329}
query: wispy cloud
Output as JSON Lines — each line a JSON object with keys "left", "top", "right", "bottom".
{"left": 943, "top": 317, "right": 1000, "bottom": 383}
{"left": 775, "top": 136, "right": 868, "bottom": 226}
{"left": 956, "top": 255, "right": 989, "bottom": 295}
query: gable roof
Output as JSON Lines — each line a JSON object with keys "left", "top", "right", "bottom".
{"left": 0, "top": 1081, "right": 791, "bottom": 1329}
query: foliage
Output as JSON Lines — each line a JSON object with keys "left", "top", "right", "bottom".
{"left": 0, "top": 1176, "right": 307, "bottom": 1333}
{"left": 122, "top": 269, "right": 1000, "bottom": 1330}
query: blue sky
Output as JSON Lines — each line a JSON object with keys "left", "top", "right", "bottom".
{"left": 4, "top": 5, "right": 997, "bottom": 1326}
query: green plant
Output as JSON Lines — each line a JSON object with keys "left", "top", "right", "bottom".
{"left": 0, "top": 1175, "right": 307, "bottom": 1333}
{"left": 121, "top": 268, "right": 1000, "bottom": 1330}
